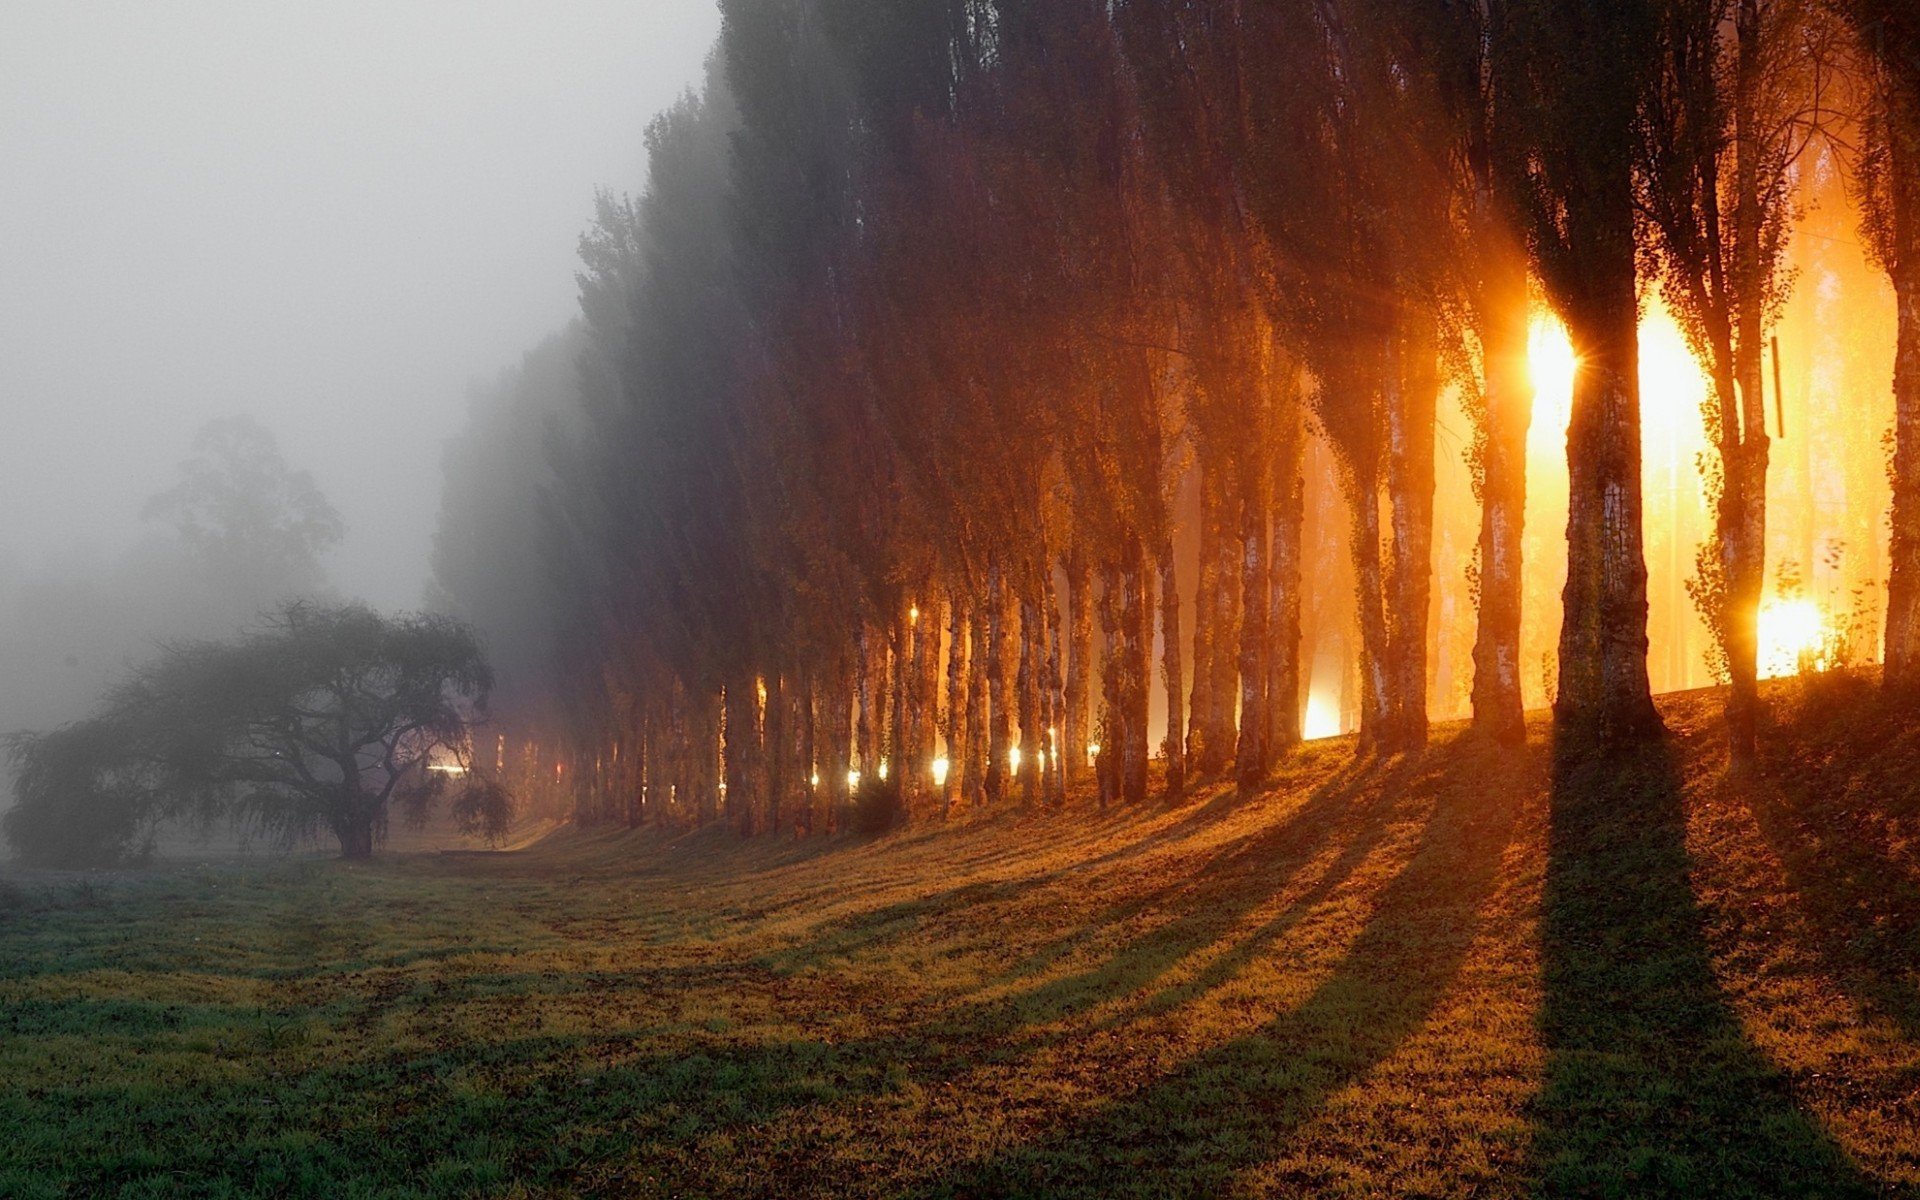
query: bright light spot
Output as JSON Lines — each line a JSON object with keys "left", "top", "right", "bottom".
{"left": 847, "top": 769, "right": 862, "bottom": 791}
{"left": 1528, "top": 312, "right": 1578, "bottom": 441}
{"left": 1304, "top": 692, "right": 1343, "bottom": 740}
{"left": 878, "top": 760, "right": 890, "bottom": 781}
{"left": 1087, "top": 742, "right": 1100, "bottom": 766}
{"left": 428, "top": 763, "right": 467, "bottom": 775}
{"left": 909, "top": 604, "right": 920, "bottom": 626}
{"left": 1008, "top": 745, "right": 1023, "bottom": 775}
{"left": 1758, "top": 599, "right": 1834, "bottom": 680}
{"left": 810, "top": 771, "right": 821, "bottom": 789}
{"left": 1638, "top": 306, "right": 1712, "bottom": 444}
{"left": 932, "top": 757, "right": 950, "bottom": 787}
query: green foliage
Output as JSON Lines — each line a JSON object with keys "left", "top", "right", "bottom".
{"left": 847, "top": 773, "right": 902, "bottom": 835}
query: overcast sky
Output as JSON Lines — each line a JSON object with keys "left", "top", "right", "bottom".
{"left": 1, "top": 2, "right": 721, "bottom": 610}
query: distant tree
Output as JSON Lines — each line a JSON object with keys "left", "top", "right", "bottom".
{"left": 2, "top": 603, "right": 507, "bottom": 866}
{"left": 144, "top": 416, "right": 344, "bottom": 612}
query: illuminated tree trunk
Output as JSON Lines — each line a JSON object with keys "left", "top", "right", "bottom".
{"left": 945, "top": 599, "right": 967, "bottom": 814}
{"left": 1065, "top": 551, "right": 1093, "bottom": 787}
{"left": 1118, "top": 537, "right": 1151, "bottom": 804}
{"left": 888, "top": 601, "right": 908, "bottom": 799}
{"left": 964, "top": 606, "right": 989, "bottom": 810}
{"left": 1235, "top": 443, "right": 1272, "bottom": 787}
{"left": 1346, "top": 455, "right": 1394, "bottom": 751}
{"left": 1158, "top": 529, "right": 1185, "bottom": 797}
{"left": 1018, "top": 593, "right": 1042, "bottom": 805}
{"left": 1384, "top": 320, "right": 1437, "bottom": 752}
{"left": 986, "top": 562, "right": 1011, "bottom": 802}
{"left": 1471, "top": 261, "right": 1533, "bottom": 745}
{"left": 765, "top": 669, "right": 786, "bottom": 833}
{"left": 1096, "top": 564, "right": 1120, "bottom": 809}
{"left": 916, "top": 592, "right": 942, "bottom": 805}
{"left": 1557, "top": 266, "right": 1662, "bottom": 746}
{"left": 1195, "top": 475, "right": 1241, "bottom": 777}
{"left": 798, "top": 668, "right": 816, "bottom": 835}
{"left": 1884, "top": 79, "right": 1920, "bottom": 687}
{"left": 696, "top": 686, "right": 723, "bottom": 826}
{"left": 1046, "top": 583, "right": 1067, "bottom": 806}
{"left": 855, "top": 624, "right": 876, "bottom": 778}
{"left": 724, "top": 673, "right": 755, "bottom": 835}
{"left": 1267, "top": 386, "right": 1306, "bottom": 753}
{"left": 1187, "top": 472, "right": 1223, "bottom": 775}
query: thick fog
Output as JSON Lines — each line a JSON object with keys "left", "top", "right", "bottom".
{"left": 0, "top": 3, "right": 719, "bottom": 744}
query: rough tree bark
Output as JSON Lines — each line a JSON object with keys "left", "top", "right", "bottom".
{"left": 1234, "top": 437, "right": 1272, "bottom": 788}
{"left": 1470, "top": 257, "right": 1533, "bottom": 744}
{"left": 1384, "top": 317, "right": 1438, "bottom": 752}
{"left": 1187, "top": 471, "right": 1223, "bottom": 774}
{"left": 1266, "top": 381, "right": 1306, "bottom": 753}
{"left": 1557, "top": 258, "right": 1663, "bottom": 746}
{"left": 1065, "top": 552, "right": 1093, "bottom": 788}
{"left": 1158, "top": 528, "right": 1185, "bottom": 797}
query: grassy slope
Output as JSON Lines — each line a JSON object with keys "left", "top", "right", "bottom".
{"left": 1, "top": 675, "right": 1917, "bottom": 1198}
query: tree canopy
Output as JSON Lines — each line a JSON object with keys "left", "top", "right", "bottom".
{"left": 3, "top": 603, "right": 507, "bottom": 866}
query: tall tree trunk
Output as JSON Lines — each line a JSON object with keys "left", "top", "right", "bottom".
{"left": 1202, "top": 481, "right": 1243, "bottom": 776}
{"left": 986, "top": 563, "right": 1011, "bottom": 803}
{"left": 1385, "top": 318, "right": 1438, "bottom": 753}
{"left": 1556, "top": 260, "right": 1662, "bottom": 746}
{"left": 1347, "top": 457, "right": 1394, "bottom": 752}
{"left": 765, "top": 670, "right": 786, "bottom": 834}
{"left": 855, "top": 624, "right": 876, "bottom": 778}
{"left": 1119, "top": 537, "right": 1151, "bottom": 804}
{"left": 1065, "top": 551, "right": 1093, "bottom": 787}
{"left": 1187, "top": 472, "right": 1222, "bottom": 774}
{"left": 724, "top": 674, "right": 754, "bottom": 835}
{"left": 1046, "top": 582, "right": 1067, "bottom": 806}
{"left": 945, "top": 599, "right": 968, "bottom": 815}
{"left": 1234, "top": 449, "right": 1272, "bottom": 787}
{"left": 1267, "top": 382, "right": 1306, "bottom": 753}
{"left": 966, "top": 607, "right": 990, "bottom": 809}
{"left": 1471, "top": 257, "right": 1533, "bottom": 744}
{"left": 888, "top": 601, "right": 907, "bottom": 799}
{"left": 1714, "top": 0, "right": 1772, "bottom": 766}
{"left": 1096, "top": 563, "right": 1121, "bottom": 809}
{"left": 1018, "top": 592, "right": 1042, "bottom": 805}
{"left": 917, "top": 592, "right": 942, "bottom": 806}
{"left": 1158, "top": 528, "right": 1185, "bottom": 797}
{"left": 799, "top": 668, "right": 816, "bottom": 836}
{"left": 1883, "top": 73, "right": 1920, "bottom": 685}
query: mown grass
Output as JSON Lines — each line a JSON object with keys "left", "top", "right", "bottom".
{"left": 2, "top": 677, "right": 1917, "bottom": 1198}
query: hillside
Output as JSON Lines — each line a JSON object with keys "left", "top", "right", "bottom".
{"left": 2, "top": 675, "right": 1917, "bottom": 1198}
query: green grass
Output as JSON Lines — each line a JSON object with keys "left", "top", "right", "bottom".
{"left": 2, "top": 677, "right": 1917, "bottom": 1197}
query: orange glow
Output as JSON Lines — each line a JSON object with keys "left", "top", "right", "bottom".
{"left": 1303, "top": 691, "right": 1343, "bottom": 741}
{"left": 1758, "top": 598, "right": 1834, "bottom": 679}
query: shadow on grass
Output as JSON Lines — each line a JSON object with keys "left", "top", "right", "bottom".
{"left": 1529, "top": 737, "right": 1877, "bottom": 1198}
{"left": 911, "top": 736, "right": 1530, "bottom": 1197}
{"left": 1746, "top": 686, "right": 1920, "bottom": 1041}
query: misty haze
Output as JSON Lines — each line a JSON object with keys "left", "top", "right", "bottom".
{"left": 3, "top": 1, "right": 1919, "bottom": 1197}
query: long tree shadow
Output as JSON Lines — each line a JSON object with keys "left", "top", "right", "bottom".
{"left": 1745, "top": 690, "right": 1920, "bottom": 1041}
{"left": 915, "top": 735, "right": 1530, "bottom": 1198}
{"left": 1529, "top": 736, "right": 1878, "bottom": 1197}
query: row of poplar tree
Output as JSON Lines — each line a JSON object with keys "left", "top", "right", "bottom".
{"left": 432, "top": 0, "right": 1920, "bottom": 832}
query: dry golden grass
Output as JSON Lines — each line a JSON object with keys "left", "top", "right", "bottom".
{"left": 2, "top": 676, "right": 1917, "bottom": 1197}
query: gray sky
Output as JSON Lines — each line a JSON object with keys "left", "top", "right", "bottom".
{"left": 1, "top": 1, "right": 721, "bottom": 610}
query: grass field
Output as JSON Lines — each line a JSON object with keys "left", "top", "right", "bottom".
{"left": 3, "top": 674, "right": 1918, "bottom": 1198}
